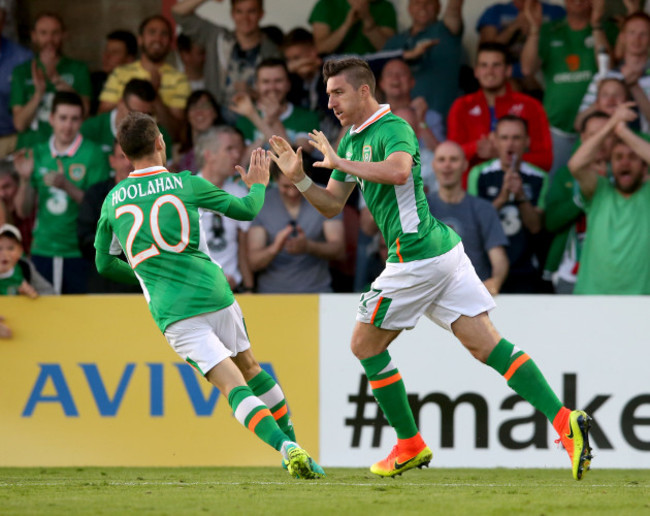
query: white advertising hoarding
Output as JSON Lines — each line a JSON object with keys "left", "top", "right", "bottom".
{"left": 319, "top": 295, "right": 650, "bottom": 468}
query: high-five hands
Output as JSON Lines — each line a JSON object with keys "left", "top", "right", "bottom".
{"left": 235, "top": 148, "right": 270, "bottom": 188}
{"left": 268, "top": 135, "right": 305, "bottom": 182}
{"left": 308, "top": 130, "right": 339, "bottom": 170}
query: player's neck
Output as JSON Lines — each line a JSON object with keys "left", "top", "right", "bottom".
{"left": 354, "top": 99, "right": 382, "bottom": 127}
{"left": 132, "top": 155, "right": 165, "bottom": 171}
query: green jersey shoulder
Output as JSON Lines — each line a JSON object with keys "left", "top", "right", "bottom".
{"left": 332, "top": 106, "right": 460, "bottom": 263}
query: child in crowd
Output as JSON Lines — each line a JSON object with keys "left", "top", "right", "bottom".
{"left": 0, "top": 224, "right": 53, "bottom": 297}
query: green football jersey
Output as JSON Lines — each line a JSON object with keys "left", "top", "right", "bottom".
{"left": 95, "top": 168, "right": 266, "bottom": 332}
{"left": 11, "top": 56, "right": 92, "bottom": 149}
{"left": 31, "top": 135, "right": 110, "bottom": 257}
{"left": 331, "top": 107, "right": 460, "bottom": 263}
{"left": 0, "top": 266, "right": 24, "bottom": 295}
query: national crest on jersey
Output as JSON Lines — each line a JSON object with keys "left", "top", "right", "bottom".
{"left": 331, "top": 105, "right": 460, "bottom": 263}
{"left": 362, "top": 145, "right": 372, "bottom": 162}
{"left": 69, "top": 164, "right": 86, "bottom": 182}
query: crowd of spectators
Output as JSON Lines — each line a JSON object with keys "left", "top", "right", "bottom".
{"left": 1, "top": 0, "right": 649, "bottom": 298}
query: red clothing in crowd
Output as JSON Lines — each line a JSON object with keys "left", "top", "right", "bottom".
{"left": 447, "top": 83, "right": 553, "bottom": 176}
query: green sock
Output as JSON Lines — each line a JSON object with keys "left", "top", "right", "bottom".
{"left": 360, "top": 350, "right": 419, "bottom": 440}
{"left": 228, "top": 386, "right": 288, "bottom": 451}
{"left": 247, "top": 370, "right": 296, "bottom": 441}
{"left": 487, "top": 338, "right": 563, "bottom": 422}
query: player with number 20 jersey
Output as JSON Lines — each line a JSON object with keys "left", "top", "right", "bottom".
{"left": 95, "top": 167, "right": 261, "bottom": 332}
{"left": 93, "top": 112, "right": 325, "bottom": 480}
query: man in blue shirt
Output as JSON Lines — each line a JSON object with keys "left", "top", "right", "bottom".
{"left": 383, "top": 0, "right": 464, "bottom": 117}
{"left": 0, "top": 6, "right": 32, "bottom": 158}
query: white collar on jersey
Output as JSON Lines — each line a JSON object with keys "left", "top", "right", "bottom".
{"left": 129, "top": 165, "right": 168, "bottom": 178}
{"left": 49, "top": 133, "right": 83, "bottom": 158}
{"left": 350, "top": 104, "right": 391, "bottom": 135}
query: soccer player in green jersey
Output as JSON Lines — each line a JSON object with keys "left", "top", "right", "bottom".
{"left": 94, "top": 112, "right": 324, "bottom": 480}
{"left": 269, "top": 57, "right": 593, "bottom": 480}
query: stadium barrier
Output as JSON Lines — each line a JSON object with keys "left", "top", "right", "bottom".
{"left": 1, "top": 295, "right": 648, "bottom": 468}
{"left": 320, "top": 295, "right": 650, "bottom": 469}
{"left": 0, "top": 295, "right": 319, "bottom": 467}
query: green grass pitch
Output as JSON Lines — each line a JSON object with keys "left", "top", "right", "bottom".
{"left": 1, "top": 467, "right": 648, "bottom": 515}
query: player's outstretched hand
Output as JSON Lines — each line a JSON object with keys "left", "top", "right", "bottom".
{"left": 269, "top": 135, "right": 305, "bottom": 182}
{"left": 236, "top": 148, "right": 270, "bottom": 188}
{"left": 309, "top": 130, "right": 339, "bottom": 170}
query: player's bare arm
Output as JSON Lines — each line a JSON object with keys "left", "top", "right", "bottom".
{"left": 309, "top": 130, "right": 412, "bottom": 185}
{"left": 269, "top": 135, "right": 354, "bottom": 218}
{"left": 569, "top": 102, "right": 636, "bottom": 199}
{"left": 13, "top": 149, "right": 36, "bottom": 217}
{"left": 171, "top": 0, "right": 214, "bottom": 17}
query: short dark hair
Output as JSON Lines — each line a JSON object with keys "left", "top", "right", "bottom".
{"left": 51, "top": 91, "right": 84, "bottom": 116}
{"left": 231, "top": 0, "right": 263, "bottom": 8}
{"left": 256, "top": 57, "right": 290, "bottom": 80}
{"left": 496, "top": 114, "right": 528, "bottom": 134}
{"left": 622, "top": 11, "right": 650, "bottom": 30}
{"left": 32, "top": 12, "right": 65, "bottom": 31}
{"left": 262, "top": 25, "right": 284, "bottom": 47}
{"left": 138, "top": 15, "right": 172, "bottom": 36}
{"left": 107, "top": 30, "right": 138, "bottom": 58}
{"left": 177, "top": 33, "right": 193, "bottom": 53}
{"left": 117, "top": 112, "right": 159, "bottom": 161}
{"left": 477, "top": 41, "right": 510, "bottom": 65}
{"left": 123, "top": 78, "right": 157, "bottom": 103}
{"left": 282, "top": 27, "right": 314, "bottom": 49}
{"left": 580, "top": 110, "right": 610, "bottom": 133}
{"left": 322, "top": 57, "right": 376, "bottom": 96}
{"left": 185, "top": 89, "right": 221, "bottom": 118}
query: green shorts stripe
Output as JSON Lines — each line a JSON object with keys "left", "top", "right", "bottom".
{"left": 371, "top": 296, "right": 392, "bottom": 328}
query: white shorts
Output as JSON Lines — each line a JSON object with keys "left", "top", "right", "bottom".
{"left": 163, "top": 301, "right": 251, "bottom": 376}
{"left": 357, "top": 242, "right": 495, "bottom": 332}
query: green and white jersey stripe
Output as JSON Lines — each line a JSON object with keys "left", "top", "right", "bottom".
{"left": 331, "top": 105, "right": 460, "bottom": 262}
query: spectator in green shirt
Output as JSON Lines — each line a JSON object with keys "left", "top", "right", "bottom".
{"left": 14, "top": 91, "right": 109, "bottom": 294}
{"left": 10, "top": 12, "right": 91, "bottom": 150}
{"left": 568, "top": 102, "right": 650, "bottom": 294}
{"left": 309, "top": 0, "right": 397, "bottom": 55}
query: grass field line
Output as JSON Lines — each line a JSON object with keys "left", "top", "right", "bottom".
{"left": 0, "top": 480, "right": 646, "bottom": 488}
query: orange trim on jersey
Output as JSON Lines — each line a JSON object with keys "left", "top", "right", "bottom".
{"left": 272, "top": 404, "right": 288, "bottom": 421}
{"left": 247, "top": 408, "right": 272, "bottom": 432}
{"left": 395, "top": 238, "right": 403, "bottom": 263}
{"left": 504, "top": 353, "right": 530, "bottom": 381}
{"left": 370, "top": 296, "right": 384, "bottom": 324}
{"left": 369, "top": 372, "right": 402, "bottom": 389}
{"left": 354, "top": 106, "right": 391, "bottom": 133}
{"left": 130, "top": 167, "right": 168, "bottom": 177}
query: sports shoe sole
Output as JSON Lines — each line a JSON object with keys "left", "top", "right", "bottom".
{"left": 572, "top": 411, "right": 593, "bottom": 481}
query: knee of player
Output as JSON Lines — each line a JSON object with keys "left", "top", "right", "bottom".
{"left": 349, "top": 337, "right": 366, "bottom": 360}
{"left": 237, "top": 360, "right": 262, "bottom": 381}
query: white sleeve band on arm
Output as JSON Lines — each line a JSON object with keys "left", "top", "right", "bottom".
{"left": 294, "top": 175, "right": 313, "bottom": 192}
